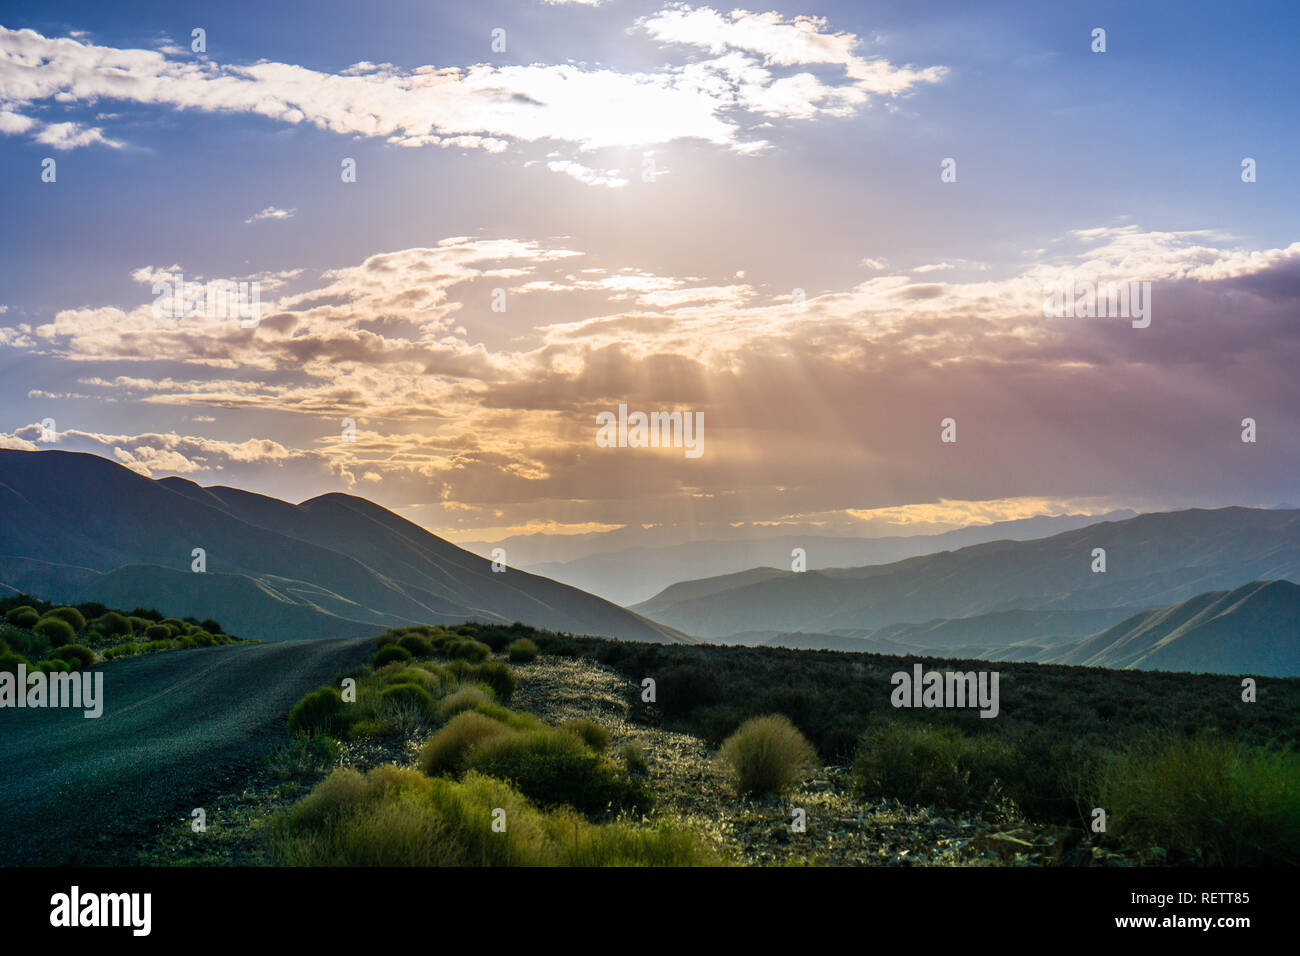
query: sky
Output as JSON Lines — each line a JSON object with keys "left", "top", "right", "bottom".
{"left": 1, "top": 0, "right": 1298, "bottom": 555}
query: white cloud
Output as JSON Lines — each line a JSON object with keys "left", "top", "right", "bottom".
{"left": 245, "top": 205, "right": 296, "bottom": 224}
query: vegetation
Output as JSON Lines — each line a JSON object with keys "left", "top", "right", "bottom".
{"left": 508, "top": 638, "right": 539, "bottom": 663}
{"left": 719, "top": 715, "right": 816, "bottom": 796}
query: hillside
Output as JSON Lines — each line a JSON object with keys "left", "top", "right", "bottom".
{"left": 0, "top": 450, "right": 686, "bottom": 644}
{"left": 633, "top": 507, "right": 1300, "bottom": 641}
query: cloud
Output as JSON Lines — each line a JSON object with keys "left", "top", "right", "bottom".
{"left": 245, "top": 205, "right": 296, "bottom": 224}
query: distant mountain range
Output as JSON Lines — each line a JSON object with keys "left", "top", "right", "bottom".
{"left": 468, "top": 511, "right": 1139, "bottom": 606}
{"left": 631, "top": 506, "right": 1300, "bottom": 675}
{"left": 0, "top": 450, "right": 687, "bottom": 643}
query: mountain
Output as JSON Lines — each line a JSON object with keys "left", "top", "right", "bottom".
{"left": 632, "top": 506, "right": 1300, "bottom": 639}
{"left": 1045, "top": 580, "right": 1300, "bottom": 675}
{"left": 476, "top": 511, "right": 1138, "bottom": 606}
{"left": 0, "top": 449, "right": 688, "bottom": 644}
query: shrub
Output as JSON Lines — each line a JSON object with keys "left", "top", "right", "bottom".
{"left": 267, "top": 733, "right": 340, "bottom": 779}
{"left": 719, "top": 714, "right": 816, "bottom": 797}
{"left": 852, "top": 722, "right": 1016, "bottom": 809}
{"left": 1084, "top": 735, "right": 1300, "bottom": 866}
{"left": 91, "top": 611, "right": 133, "bottom": 638}
{"left": 0, "top": 651, "right": 29, "bottom": 674}
{"left": 466, "top": 729, "right": 652, "bottom": 817}
{"left": 437, "top": 686, "right": 495, "bottom": 721}
{"left": 378, "top": 682, "right": 437, "bottom": 721}
{"left": 42, "top": 607, "right": 86, "bottom": 631}
{"left": 446, "top": 639, "right": 491, "bottom": 663}
{"left": 199, "top": 618, "right": 224, "bottom": 635}
{"left": 0, "top": 625, "right": 32, "bottom": 655}
{"left": 397, "top": 634, "right": 434, "bottom": 658}
{"left": 508, "top": 638, "right": 539, "bottom": 663}
{"left": 472, "top": 661, "right": 517, "bottom": 702}
{"left": 288, "top": 687, "right": 346, "bottom": 736}
{"left": 371, "top": 644, "right": 413, "bottom": 668}
{"left": 53, "top": 644, "right": 95, "bottom": 670}
{"left": 419, "top": 711, "right": 512, "bottom": 776}
{"left": 143, "top": 624, "right": 172, "bottom": 641}
{"left": 560, "top": 718, "right": 610, "bottom": 753}
{"left": 34, "top": 617, "right": 76, "bottom": 648}
{"left": 621, "top": 742, "right": 650, "bottom": 776}
{"left": 4, "top": 606, "right": 39, "bottom": 627}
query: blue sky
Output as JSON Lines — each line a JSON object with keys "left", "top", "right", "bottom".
{"left": 2, "top": 1, "right": 1298, "bottom": 548}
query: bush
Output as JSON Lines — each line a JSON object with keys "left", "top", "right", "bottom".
{"left": 288, "top": 687, "right": 346, "bottom": 736}
{"left": 4, "top": 606, "right": 39, "bottom": 627}
{"left": 42, "top": 607, "right": 86, "bottom": 631}
{"left": 53, "top": 644, "right": 95, "bottom": 670}
{"left": 397, "top": 634, "right": 434, "bottom": 658}
{"left": 560, "top": 718, "right": 610, "bottom": 753}
{"left": 719, "top": 714, "right": 816, "bottom": 797}
{"left": 437, "top": 686, "right": 496, "bottom": 721}
{"left": 200, "top": 618, "right": 224, "bottom": 635}
{"left": 143, "top": 624, "right": 172, "bottom": 641}
{"left": 419, "top": 711, "right": 512, "bottom": 776}
{"left": 621, "top": 742, "right": 650, "bottom": 776}
{"left": 378, "top": 682, "right": 437, "bottom": 721}
{"left": 268, "top": 765, "right": 713, "bottom": 866}
{"left": 478, "top": 629, "right": 511, "bottom": 652}
{"left": 34, "top": 617, "right": 76, "bottom": 648}
{"left": 92, "top": 611, "right": 133, "bottom": 638}
{"left": 0, "top": 650, "right": 29, "bottom": 674}
{"left": 446, "top": 639, "right": 492, "bottom": 663}
{"left": 472, "top": 661, "right": 517, "bottom": 702}
{"left": 0, "top": 625, "right": 32, "bottom": 655}
{"left": 466, "top": 729, "right": 652, "bottom": 817}
{"left": 371, "top": 644, "right": 413, "bottom": 668}
{"left": 508, "top": 638, "right": 539, "bottom": 663}
{"left": 1084, "top": 735, "right": 1300, "bottom": 866}
{"left": 852, "top": 722, "right": 1016, "bottom": 809}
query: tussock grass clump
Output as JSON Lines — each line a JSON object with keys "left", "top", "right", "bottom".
{"left": 419, "top": 711, "right": 513, "bottom": 776}
{"left": 560, "top": 718, "right": 610, "bottom": 753}
{"left": 466, "top": 728, "right": 652, "bottom": 817}
{"left": 0, "top": 625, "right": 32, "bottom": 655}
{"left": 269, "top": 766, "right": 711, "bottom": 866}
{"left": 436, "top": 685, "right": 495, "bottom": 720}
{"left": 51, "top": 644, "right": 95, "bottom": 670}
{"left": 378, "top": 682, "right": 437, "bottom": 721}
{"left": 33, "top": 617, "right": 75, "bottom": 648}
{"left": 371, "top": 644, "right": 413, "bottom": 668}
{"left": 1084, "top": 735, "right": 1300, "bottom": 866}
{"left": 852, "top": 721, "right": 1015, "bottom": 809}
{"left": 42, "top": 607, "right": 86, "bottom": 631}
{"left": 719, "top": 714, "right": 816, "bottom": 797}
{"left": 396, "top": 634, "right": 434, "bottom": 658}
{"left": 472, "top": 661, "right": 517, "bottom": 702}
{"left": 4, "top": 606, "right": 40, "bottom": 627}
{"left": 446, "top": 639, "right": 492, "bottom": 663}
{"left": 0, "top": 650, "right": 30, "bottom": 674}
{"left": 90, "top": 611, "right": 132, "bottom": 638}
{"left": 508, "top": 638, "right": 538, "bottom": 663}
{"left": 621, "top": 742, "right": 650, "bottom": 776}
{"left": 288, "top": 687, "right": 345, "bottom": 736}
{"left": 144, "top": 624, "right": 172, "bottom": 641}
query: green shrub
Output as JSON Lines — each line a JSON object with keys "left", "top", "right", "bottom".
{"left": 92, "top": 611, "right": 133, "bottom": 638}
{"left": 852, "top": 722, "right": 1016, "bottom": 809}
{"left": 1084, "top": 735, "right": 1300, "bottom": 866}
{"left": 621, "top": 742, "right": 650, "bottom": 776}
{"left": 288, "top": 687, "right": 346, "bottom": 736}
{"left": 0, "top": 625, "right": 32, "bottom": 655}
{"left": 472, "top": 661, "right": 517, "bottom": 702}
{"left": 446, "top": 639, "right": 491, "bottom": 663}
{"left": 437, "top": 685, "right": 496, "bottom": 720}
{"left": 397, "top": 634, "right": 434, "bottom": 658}
{"left": 371, "top": 644, "right": 413, "bottom": 668}
{"left": 560, "top": 718, "right": 610, "bottom": 753}
{"left": 53, "top": 644, "right": 95, "bottom": 670}
{"left": 419, "top": 711, "right": 513, "bottom": 776}
{"left": 378, "top": 682, "right": 437, "bottom": 721}
{"left": 466, "top": 729, "right": 652, "bottom": 817}
{"left": 34, "top": 617, "right": 76, "bottom": 648}
{"left": 43, "top": 606, "right": 86, "bottom": 631}
{"left": 719, "top": 714, "right": 816, "bottom": 797}
{"left": 39, "top": 659, "right": 73, "bottom": 673}
{"left": 508, "top": 638, "right": 539, "bottom": 663}
{"left": 143, "top": 624, "right": 172, "bottom": 641}
{"left": 0, "top": 650, "right": 30, "bottom": 674}
{"left": 4, "top": 606, "right": 39, "bottom": 627}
